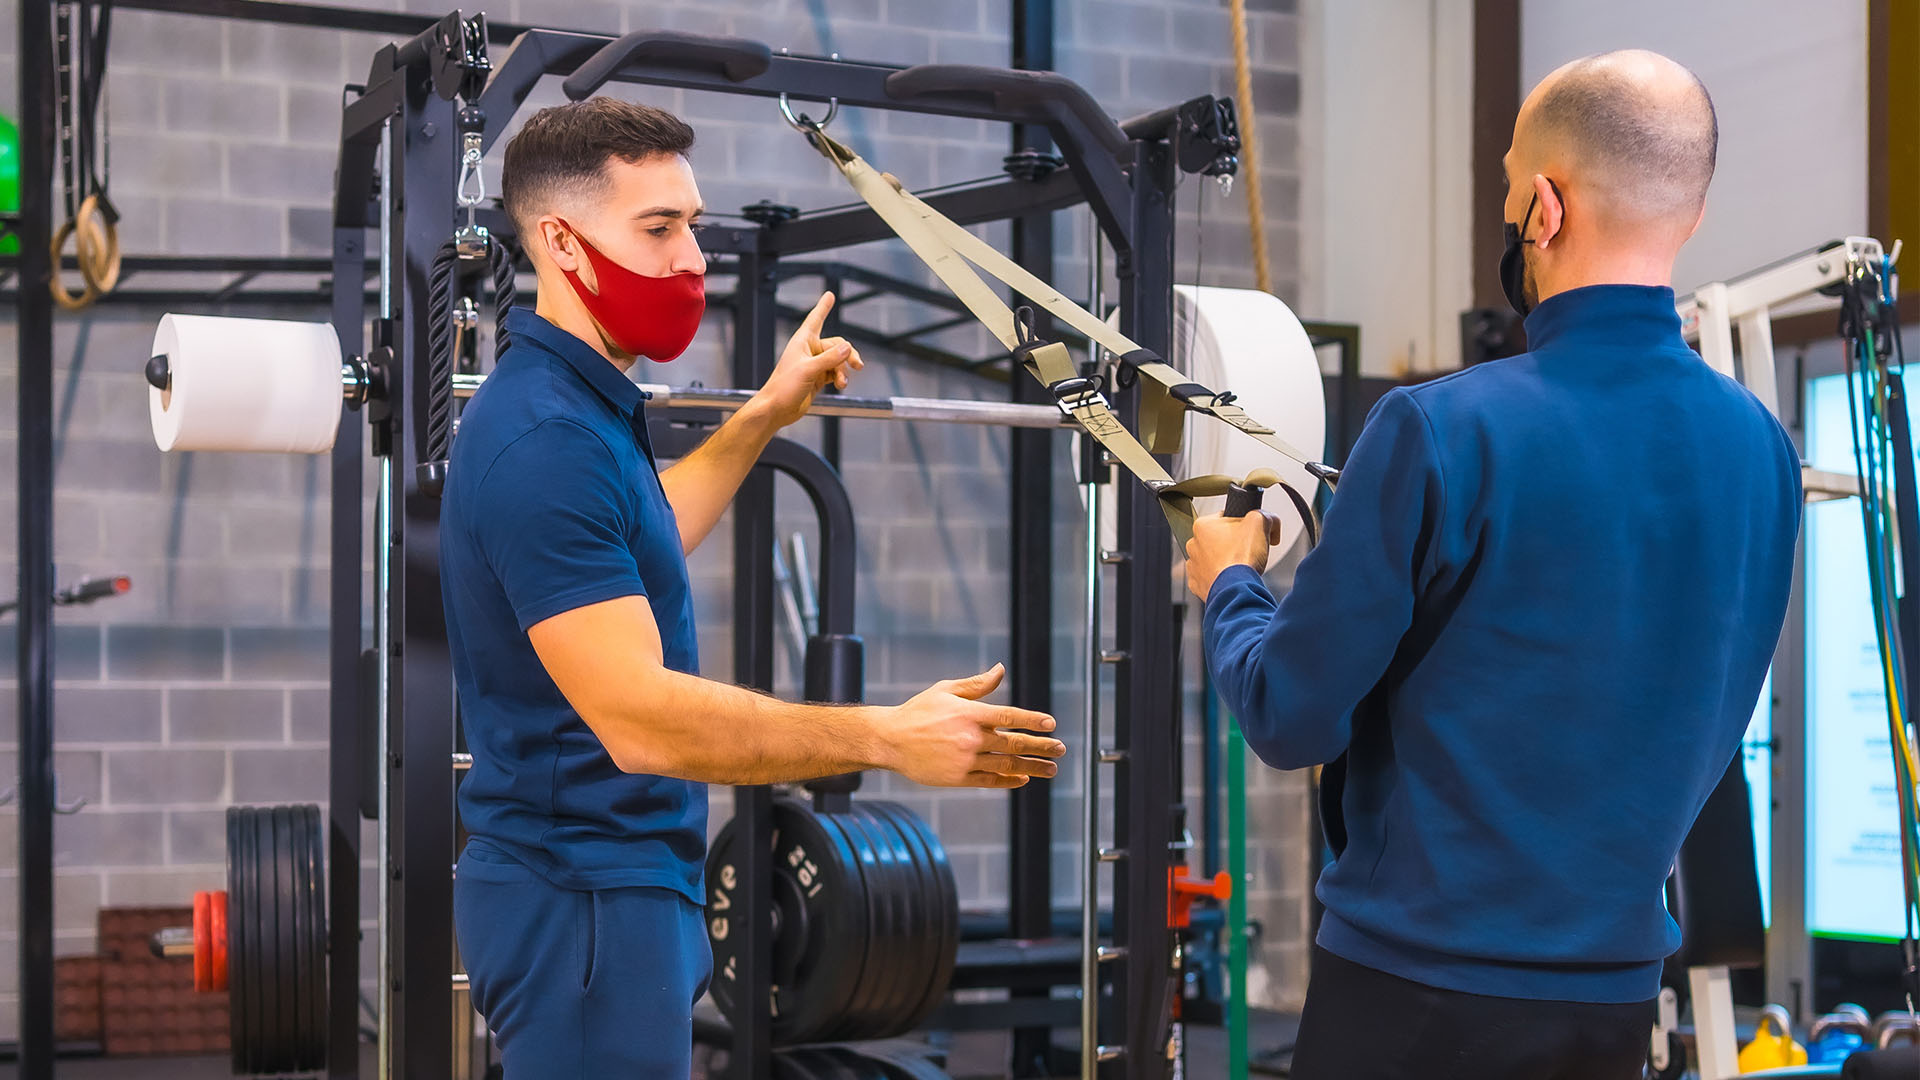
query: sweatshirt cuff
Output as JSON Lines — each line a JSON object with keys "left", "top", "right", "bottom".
{"left": 1204, "top": 564, "right": 1266, "bottom": 613}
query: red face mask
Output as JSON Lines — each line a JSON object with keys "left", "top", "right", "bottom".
{"left": 556, "top": 218, "right": 706, "bottom": 363}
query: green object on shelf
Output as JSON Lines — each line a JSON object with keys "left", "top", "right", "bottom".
{"left": 1229, "top": 712, "right": 1249, "bottom": 1080}
{"left": 0, "top": 113, "right": 18, "bottom": 255}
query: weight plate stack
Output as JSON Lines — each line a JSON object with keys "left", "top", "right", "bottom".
{"left": 226, "top": 804, "right": 326, "bottom": 1075}
{"left": 704, "top": 797, "right": 962, "bottom": 1047}
{"left": 707, "top": 797, "right": 870, "bottom": 1044}
{"left": 827, "top": 804, "right": 907, "bottom": 1041}
{"left": 865, "top": 801, "right": 958, "bottom": 1033}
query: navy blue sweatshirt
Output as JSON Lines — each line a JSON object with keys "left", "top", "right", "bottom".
{"left": 1203, "top": 285, "right": 1801, "bottom": 1002}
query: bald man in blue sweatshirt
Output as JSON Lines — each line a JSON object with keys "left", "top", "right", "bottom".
{"left": 1185, "top": 51, "right": 1800, "bottom": 1079}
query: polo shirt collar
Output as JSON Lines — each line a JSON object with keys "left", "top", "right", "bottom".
{"left": 505, "top": 308, "right": 649, "bottom": 415}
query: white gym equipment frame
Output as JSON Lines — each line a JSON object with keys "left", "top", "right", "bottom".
{"left": 1657, "top": 236, "right": 1895, "bottom": 1080}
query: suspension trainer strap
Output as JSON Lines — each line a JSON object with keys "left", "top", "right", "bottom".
{"left": 806, "top": 128, "right": 1335, "bottom": 479}
{"left": 801, "top": 126, "right": 1335, "bottom": 546}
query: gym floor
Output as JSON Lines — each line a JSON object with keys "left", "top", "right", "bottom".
{"left": 0, "top": 1012, "right": 1307, "bottom": 1080}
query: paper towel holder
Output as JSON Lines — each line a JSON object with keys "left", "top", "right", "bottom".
{"left": 147, "top": 349, "right": 389, "bottom": 411}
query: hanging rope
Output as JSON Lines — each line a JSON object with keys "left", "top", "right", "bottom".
{"left": 1227, "top": 0, "right": 1271, "bottom": 294}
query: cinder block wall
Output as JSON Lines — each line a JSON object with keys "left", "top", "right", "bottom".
{"left": 0, "top": 0, "right": 1312, "bottom": 1041}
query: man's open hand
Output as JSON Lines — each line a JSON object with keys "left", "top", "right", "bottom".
{"left": 875, "top": 664, "right": 1065, "bottom": 789}
{"left": 755, "top": 291, "right": 864, "bottom": 429}
{"left": 1184, "top": 512, "right": 1285, "bottom": 602}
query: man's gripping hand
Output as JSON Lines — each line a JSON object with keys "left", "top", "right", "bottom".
{"left": 872, "top": 664, "right": 1065, "bottom": 789}
{"left": 1184, "top": 512, "right": 1285, "bottom": 602}
{"left": 754, "top": 291, "right": 865, "bottom": 429}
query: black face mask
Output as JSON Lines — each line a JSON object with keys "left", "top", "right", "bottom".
{"left": 1499, "top": 181, "right": 1558, "bottom": 317}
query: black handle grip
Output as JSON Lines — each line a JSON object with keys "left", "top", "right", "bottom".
{"left": 1223, "top": 483, "right": 1264, "bottom": 519}
{"left": 561, "top": 31, "right": 773, "bottom": 100}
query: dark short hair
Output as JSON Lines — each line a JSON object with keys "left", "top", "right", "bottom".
{"left": 1534, "top": 52, "right": 1717, "bottom": 221}
{"left": 501, "top": 97, "right": 696, "bottom": 232}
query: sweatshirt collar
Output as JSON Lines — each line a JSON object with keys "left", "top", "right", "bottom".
{"left": 1523, "top": 284, "right": 1685, "bottom": 353}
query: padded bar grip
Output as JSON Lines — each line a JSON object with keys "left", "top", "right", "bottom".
{"left": 562, "top": 30, "right": 774, "bottom": 100}
{"left": 884, "top": 64, "right": 1128, "bottom": 160}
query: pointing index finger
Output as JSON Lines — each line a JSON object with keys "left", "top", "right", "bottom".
{"left": 800, "top": 291, "right": 835, "bottom": 346}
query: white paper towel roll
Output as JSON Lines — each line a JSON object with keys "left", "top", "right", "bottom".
{"left": 1173, "top": 285, "right": 1326, "bottom": 556}
{"left": 149, "top": 314, "right": 344, "bottom": 454}
{"left": 1090, "top": 287, "right": 1327, "bottom": 557}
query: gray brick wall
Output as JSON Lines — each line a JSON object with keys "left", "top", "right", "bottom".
{"left": 0, "top": 0, "right": 1311, "bottom": 1040}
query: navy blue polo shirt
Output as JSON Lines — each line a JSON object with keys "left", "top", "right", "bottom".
{"left": 441, "top": 307, "right": 704, "bottom": 902}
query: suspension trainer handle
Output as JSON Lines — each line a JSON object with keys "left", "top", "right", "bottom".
{"left": 1222, "top": 482, "right": 1264, "bottom": 519}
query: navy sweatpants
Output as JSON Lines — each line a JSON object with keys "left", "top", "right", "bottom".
{"left": 454, "top": 839, "right": 712, "bottom": 1078}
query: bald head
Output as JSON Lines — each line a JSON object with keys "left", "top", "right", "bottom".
{"left": 1517, "top": 49, "right": 1717, "bottom": 226}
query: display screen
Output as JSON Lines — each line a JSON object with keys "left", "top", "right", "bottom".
{"left": 1805, "top": 371, "right": 1909, "bottom": 941}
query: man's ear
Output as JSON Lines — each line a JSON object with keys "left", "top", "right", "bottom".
{"left": 1533, "top": 174, "right": 1563, "bottom": 248}
{"left": 539, "top": 216, "right": 583, "bottom": 274}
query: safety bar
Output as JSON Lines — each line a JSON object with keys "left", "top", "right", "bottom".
{"left": 885, "top": 64, "right": 1128, "bottom": 162}
{"left": 562, "top": 30, "right": 773, "bottom": 99}
{"left": 449, "top": 375, "right": 1073, "bottom": 429}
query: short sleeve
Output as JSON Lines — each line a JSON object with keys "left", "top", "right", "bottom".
{"left": 471, "top": 418, "right": 647, "bottom": 631}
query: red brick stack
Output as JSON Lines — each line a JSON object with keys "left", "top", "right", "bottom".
{"left": 97, "top": 907, "right": 228, "bottom": 1056}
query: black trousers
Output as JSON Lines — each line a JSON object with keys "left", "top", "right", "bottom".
{"left": 1289, "top": 947, "right": 1656, "bottom": 1080}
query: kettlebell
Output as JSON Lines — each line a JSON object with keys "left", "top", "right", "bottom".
{"left": 1872, "top": 1010, "right": 1920, "bottom": 1049}
{"left": 1807, "top": 1003, "right": 1871, "bottom": 1064}
{"left": 1738, "top": 1004, "right": 1807, "bottom": 1072}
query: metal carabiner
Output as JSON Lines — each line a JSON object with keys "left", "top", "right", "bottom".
{"left": 455, "top": 130, "right": 490, "bottom": 256}
{"left": 778, "top": 93, "right": 838, "bottom": 134}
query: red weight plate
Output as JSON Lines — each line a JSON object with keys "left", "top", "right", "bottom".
{"left": 192, "top": 891, "right": 212, "bottom": 992}
{"left": 209, "top": 890, "right": 229, "bottom": 993}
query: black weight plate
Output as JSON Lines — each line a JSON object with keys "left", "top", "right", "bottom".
{"left": 269, "top": 807, "right": 296, "bottom": 1073}
{"left": 241, "top": 807, "right": 267, "bottom": 1075}
{"left": 298, "top": 803, "right": 326, "bottom": 1069}
{"left": 813, "top": 809, "right": 877, "bottom": 1040}
{"left": 870, "top": 801, "right": 958, "bottom": 1032}
{"left": 875, "top": 802, "right": 946, "bottom": 1035}
{"left": 862, "top": 802, "right": 936, "bottom": 1034}
{"left": 286, "top": 804, "right": 317, "bottom": 1070}
{"left": 773, "top": 802, "right": 869, "bottom": 1044}
{"left": 226, "top": 808, "right": 250, "bottom": 1074}
{"left": 829, "top": 806, "right": 907, "bottom": 1040}
{"left": 289, "top": 805, "right": 311, "bottom": 1069}
{"left": 705, "top": 796, "right": 867, "bottom": 1045}
{"left": 847, "top": 805, "right": 921, "bottom": 1039}
{"left": 242, "top": 807, "right": 269, "bottom": 1075}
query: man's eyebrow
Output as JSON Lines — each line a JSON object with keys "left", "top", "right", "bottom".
{"left": 634, "top": 205, "right": 707, "bottom": 220}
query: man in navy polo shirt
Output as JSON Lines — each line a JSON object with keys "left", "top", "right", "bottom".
{"left": 441, "top": 98, "right": 1065, "bottom": 1078}
{"left": 1184, "top": 51, "right": 1800, "bottom": 1077}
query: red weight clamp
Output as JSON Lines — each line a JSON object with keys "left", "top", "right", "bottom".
{"left": 1169, "top": 869, "right": 1232, "bottom": 929}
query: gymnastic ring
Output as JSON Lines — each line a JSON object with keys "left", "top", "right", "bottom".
{"left": 49, "top": 195, "right": 120, "bottom": 311}
{"left": 779, "top": 93, "right": 838, "bottom": 134}
{"left": 74, "top": 194, "right": 122, "bottom": 294}
{"left": 49, "top": 218, "right": 100, "bottom": 312}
